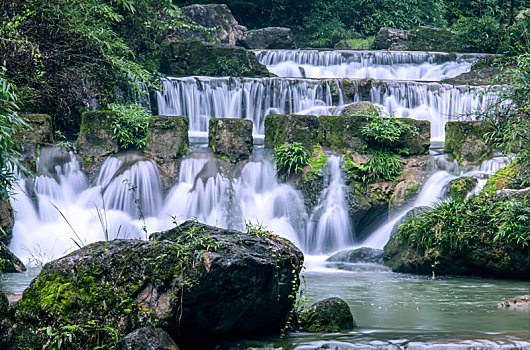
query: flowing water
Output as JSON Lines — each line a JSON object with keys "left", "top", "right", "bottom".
{"left": 3, "top": 49, "right": 529, "bottom": 349}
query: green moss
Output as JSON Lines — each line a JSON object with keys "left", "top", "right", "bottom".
{"left": 264, "top": 114, "right": 319, "bottom": 151}
{"left": 303, "top": 145, "right": 328, "bottom": 182}
{"left": 483, "top": 161, "right": 520, "bottom": 193}
{"left": 449, "top": 177, "right": 477, "bottom": 200}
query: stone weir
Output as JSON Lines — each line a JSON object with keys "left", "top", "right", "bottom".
{"left": 155, "top": 76, "right": 494, "bottom": 141}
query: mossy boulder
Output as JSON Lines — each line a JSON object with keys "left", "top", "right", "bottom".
{"left": 373, "top": 27, "right": 409, "bottom": 50}
{"left": 390, "top": 155, "right": 432, "bottom": 211}
{"left": 13, "top": 221, "right": 303, "bottom": 349}
{"left": 145, "top": 116, "right": 189, "bottom": 190}
{"left": 238, "top": 27, "right": 295, "bottom": 49}
{"left": 341, "top": 101, "right": 377, "bottom": 117}
{"left": 405, "top": 26, "right": 458, "bottom": 52}
{"left": 483, "top": 161, "right": 521, "bottom": 193}
{"left": 75, "top": 110, "right": 119, "bottom": 160}
{"left": 162, "top": 41, "right": 271, "bottom": 77}
{"left": 208, "top": 118, "right": 253, "bottom": 163}
{"left": 0, "top": 241, "right": 26, "bottom": 273}
{"left": 0, "top": 197, "right": 14, "bottom": 245}
{"left": 264, "top": 114, "right": 320, "bottom": 151}
{"left": 447, "top": 176, "right": 478, "bottom": 200}
{"left": 444, "top": 121, "right": 494, "bottom": 166}
{"left": 14, "top": 113, "right": 53, "bottom": 162}
{"left": 299, "top": 298, "right": 357, "bottom": 332}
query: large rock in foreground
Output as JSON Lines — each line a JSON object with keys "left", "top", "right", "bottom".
{"left": 238, "top": 27, "right": 295, "bottom": 49}
{"left": 13, "top": 221, "right": 303, "bottom": 349}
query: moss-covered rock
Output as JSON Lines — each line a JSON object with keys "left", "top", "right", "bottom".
{"left": 14, "top": 113, "right": 53, "bottom": 164}
{"left": 0, "top": 291, "right": 13, "bottom": 350}
{"left": 0, "top": 197, "right": 14, "bottom": 245}
{"left": 406, "top": 26, "right": 458, "bottom": 52}
{"left": 447, "top": 176, "right": 478, "bottom": 200}
{"left": 442, "top": 57, "right": 513, "bottom": 86}
{"left": 0, "top": 241, "right": 26, "bottom": 273}
{"left": 145, "top": 116, "right": 189, "bottom": 190}
{"left": 162, "top": 41, "right": 271, "bottom": 77}
{"left": 13, "top": 221, "right": 303, "bottom": 349}
{"left": 390, "top": 155, "right": 432, "bottom": 212}
{"left": 264, "top": 114, "right": 319, "bottom": 151}
{"left": 444, "top": 121, "right": 494, "bottom": 166}
{"left": 238, "top": 27, "right": 295, "bottom": 49}
{"left": 483, "top": 161, "right": 521, "bottom": 193}
{"left": 75, "top": 110, "right": 119, "bottom": 160}
{"left": 208, "top": 118, "right": 253, "bottom": 163}
{"left": 373, "top": 27, "right": 409, "bottom": 50}
{"left": 299, "top": 298, "right": 357, "bottom": 332}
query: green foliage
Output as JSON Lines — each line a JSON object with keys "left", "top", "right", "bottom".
{"left": 273, "top": 142, "right": 310, "bottom": 179}
{"left": 304, "top": 145, "right": 328, "bottom": 181}
{"left": 345, "top": 150, "right": 403, "bottom": 183}
{"left": 344, "top": 37, "right": 375, "bottom": 50}
{"left": 452, "top": 15, "right": 502, "bottom": 53}
{"left": 0, "top": 67, "right": 27, "bottom": 199}
{"left": 41, "top": 321, "right": 119, "bottom": 350}
{"left": 109, "top": 103, "right": 151, "bottom": 150}
{"left": 361, "top": 116, "right": 417, "bottom": 150}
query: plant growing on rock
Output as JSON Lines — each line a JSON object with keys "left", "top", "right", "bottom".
{"left": 109, "top": 103, "right": 151, "bottom": 151}
{"left": 273, "top": 142, "right": 310, "bottom": 179}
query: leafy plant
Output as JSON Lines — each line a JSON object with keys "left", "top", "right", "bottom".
{"left": 41, "top": 321, "right": 119, "bottom": 350}
{"left": 361, "top": 116, "right": 417, "bottom": 150}
{"left": 273, "top": 142, "right": 310, "bottom": 179}
{"left": 109, "top": 103, "right": 151, "bottom": 150}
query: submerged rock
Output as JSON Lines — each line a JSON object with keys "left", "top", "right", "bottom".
{"left": 326, "top": 247, "right": 384, "bottom": 265}
{"left": 208, "top": 118, "right": 253, "bottom": 163}
{"left": 118, "top": 327, "right": 179, "bottom": 350}
{"left": 497, "top": 295, "right": 530, "bottom": 310}
{"left": 444, "top": 121, "right": 494, "bottom": 166}
{"left": 238, "top": 27, "right": 295, "bottom": 49}
{"left": 0, "top": 197, "right": 14, "bottom": 245}
{"left": 0, "top": 242, "right": 26, "bottom": 273}
{"left": 13, "top": 221, "right": 303, "bottom": 349}
{"left": 299, "top": 297, "right": 357, "bottom": 332}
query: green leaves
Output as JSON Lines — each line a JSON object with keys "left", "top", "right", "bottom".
{"left": 109, "top": 103, "right": 151, "bottom": 151}
{"left": 273, "top": 142, "right": 310, "bottom": 179}
{"left": 361, "top": 116, "right": 417, "bottom": 150}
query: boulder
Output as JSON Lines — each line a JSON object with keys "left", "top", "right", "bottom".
{"left": 75, "top": 111, "right": 119, "bottom": 160}
{"left": 442, "top": 57, "right": 512, "bottom": 86}
{"left": 181, "top": 4, "right": 246, "bottom": 46}
{"left": 0, "top": 197, "right": 14, "bottom": 245}
{"left": 145, "top": 116, "right": 189, "bottom": 189}
{"left": 0, "top": 291, "right": 13, "bottom": 349}
{"left": 406, "top": 26, "right": 458, "bottom": 52}
{"left": 341, "top": 101, "right": 378, "bottom": 117}
{"left": 326, "top": 247, "right": 384, "bottom": 265}
{"left": 373, "top": 27, "right": 409, "bottom": 50}
{"left": 446, "top": 176, "right": 478, "bottom": 200}
{"left": 118, "top": 327, "right": 179, "bottom": 350}
{"left": 208, "top": 118, "right": 253, "bottom": 163}
{"left": 0, "top": 241, "right": 26, "bottom": 273}
{"left": 390, "top": 156, "right": 432, "bottom": 211}
{"left": 162, "top": 41, "right": 271, "bottom": 77}
{"left": 444, "top": 121, "right": 494, "bottom": 166}
{"left": 497, "top": 295, "right": 530, "bottom": 310}
{"left": 14, "top": 113, "right": 53, "bottom": 163}
{"left": 13, "top": 221, "right": 303, "bottom": 349}
{"left": 264, "top": 114, "right": 320, "bottom": 151}
{"left": 299, "top": 297, "right": 357, "bottom": 332}
{"left": 238, "top": 27, "right": 295, "bottom": 49}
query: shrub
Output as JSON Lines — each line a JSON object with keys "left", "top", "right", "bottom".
{"left": 452, "top": 15, "right": 502, "bottom": 53}
{"left": 361, "top": 116, "right": 417, "bottom": 151}
{"left": 273, "top": 142, "right": 310, "bottom": 178}
{"left": 109, "top": 103, "right": 151, "bottom": 151}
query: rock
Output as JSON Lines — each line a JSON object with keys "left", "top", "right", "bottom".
{"left": 0, "top": 241, "right": 26, "bottom": 273}
{"left": 390, "top": 156, "right": 432, "bottom": 211}
{"left": 299, "top": 297, "right": 357, "bottom": 332}
{"left": 341, "top": 101, "right": 378, "bottom": 117}
{"left": 14, "top": 113, "right": 53, "bottom": 163}
{"left": 406, "top": 26, "right": 458, "bottom": 52}
{"left": 181, "top": 4, "right": 246, "bottom": 46}
{"left": 442, "top": 57, "right": 512, "bottom": 86}
{"left": 238, "top": 27, "right": 295, "bottom": 49}
{"left": 444, "top": 121, "right": 494, "bottom": 166}
{"left": 483, "top": 162, "right": 521, "bottom": 193}
{"left": 446, "top": 176, "right": 478, "bottom": 200}
{"left": 326, "top": 247, "right": 384, "bottom": 264}
{"left": 0, "top": 291, "right": 13, "bottom": 349}
{"left": 373, "top": 27, "right": 409, "bottom": 50}
{"left": 118, "top": 327, "right": 179, "bottom": 350}
{"left": 0, "top": 197, "right": 14, "bottom": 245}
{"left": 497, "top": 295, "right": 530, "bottom": 310}
{"left": 145, "top": 116, "right": 189, "bottom": 190}
{"left": 13, "top": 221, "right": 303, "bottom": 349}
{"left": 400, "top": 119, "right": 431, "bottom": 155}
{"left": 264, "top": 114, "right": 320, "bottom": 151}
{"left": 162, "top": 41, "right": 271, "bottom": 77}
{"left": 208, "top": 118, "right": 253, "bottom": 163}
{"left": 75, "top": 111, "right": 119, "bottom": 160}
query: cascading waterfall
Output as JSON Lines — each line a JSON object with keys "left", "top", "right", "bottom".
{"left": 256, "top": 50, "right": 491, "bottom": 81}
{"left": 305, "top": 155, "right": 353, "bottom": 254}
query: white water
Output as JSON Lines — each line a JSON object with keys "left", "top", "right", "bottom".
{"left": 256, "top": 50, "right": 490, "bottom": 81}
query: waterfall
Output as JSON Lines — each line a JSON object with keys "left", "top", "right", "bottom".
{"left": 256, "top": 50, "right": 491, "bottom": 81}
{"left": 305, "top": 156, "right": 353, "bottom": 254}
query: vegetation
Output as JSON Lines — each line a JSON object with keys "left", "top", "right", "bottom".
{"left": 109, "top": 103, "right": 151, "bottom": 151}
{"left": 273, "top": 142, "right": 310, "bottom": 179}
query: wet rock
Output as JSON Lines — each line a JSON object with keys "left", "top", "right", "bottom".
{"left": 264, "top": 114, "right": 320, "bottom": 151}
{"left": 14, "top": 113, "right": 53, "bottom": 165}
{"left": 75, "top": 111, "right": 119, "bottom": 160}
{"left": 208, "top": 118, "right": 253, "bottom": 163}
{"left": 0, "top": 197, "right": 14, "bottom": 245}
{"left": 0, "top": 291, "right": 13, "bottom": 349}
{"left": 327, "top": 247, "right": 384, "bottom": 264}
{"left": 444, "top": 121, "right": 494, "bottom": 166}
{"left": 373, "top": 27, "right": 409, "bottom": 50}
{"left": 238, "top": 27, "right": 295, "bottom": 49}
{"left": 446, "top": 176, "right": 478, "bottom": 200}
{"left": 390, "top": 156, "right": 432, "bottom": 211}
{"left": 13, "top": 221, "right": 303, "bottom": 349}
{"left": 497, "top": 295, "right": 530, "bottom": 310}
{"left": 442, "top": 57, "right": 512, "bottom": 86}
{"left": 145, "top": 116, "right": 189, "bottom": 190}
{"left": 181, "top": 4, "right": 246, "bottom": 46}
{"left": 118, "top": 327, "right": 179, "bottom": 350}
{"left": 299, "top": 297, "right": 357, "bottom": 332}
{"left": 163, "top": 41, "right": 271, "bottom": 77}
{"left": 0, "top": 241, "right": 26, "bottom": 273}
{"left": 341, "top": 101, "right": 377, "bottom": 117}
{"left": 406, "top": 26, "right": 458, "bottom": 52}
